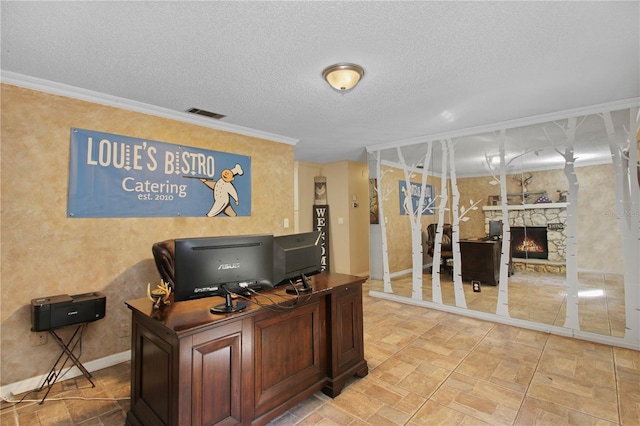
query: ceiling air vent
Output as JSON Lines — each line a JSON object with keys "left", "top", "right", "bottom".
{"left": 187, "top": 108, "right": 226, "bottom": 119}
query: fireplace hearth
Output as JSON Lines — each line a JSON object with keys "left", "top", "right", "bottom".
{"left": 511, "top": 226, "right": 548, "bottom": 259}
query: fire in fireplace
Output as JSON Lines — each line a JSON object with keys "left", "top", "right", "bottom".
{"left": 511, "top": 226, "right": 548, "bottom": 259}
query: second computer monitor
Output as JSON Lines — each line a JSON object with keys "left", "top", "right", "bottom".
{"left": 273, "top": 231, "right": 322, "bottom": 290}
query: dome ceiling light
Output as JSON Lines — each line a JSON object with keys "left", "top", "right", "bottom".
{"left": 322, "top": 63, "right": 364, "bottom": 92}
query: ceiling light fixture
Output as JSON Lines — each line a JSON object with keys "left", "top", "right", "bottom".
{"left": 322, "top": 63, "right": 364, "bottom": 92}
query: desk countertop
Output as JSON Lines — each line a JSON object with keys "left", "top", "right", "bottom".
{"left": 125, "top": 272, "right": 367, "bottom": 336}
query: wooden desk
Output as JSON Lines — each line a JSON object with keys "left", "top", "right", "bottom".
{"left": 125, "top": 272, "right": 368, "bottom": 426}
{"left": 460, "top": 239, "right": 511, "bottom": 286}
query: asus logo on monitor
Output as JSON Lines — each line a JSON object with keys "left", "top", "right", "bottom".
{"left": 218, "top": 263, "right": 240, "bottom": 270}
{"left": 195, "top": 286, "right": 220, "bottom": 293}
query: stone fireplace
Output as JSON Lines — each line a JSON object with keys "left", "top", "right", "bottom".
{"left": 482, "top": 203, "right": 567, "bottom": 273}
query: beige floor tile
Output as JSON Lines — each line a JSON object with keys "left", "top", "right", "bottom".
{"left": 364, "top": 344, "right": 397, "bottom": 371}
{"left": 393, "top": 392, "right": 428, "bottom": 417}
{"left": 455, "top": 341, "right": 539, "bottom": 393}
{"left": 616, "top": 367, "right": 640, "bottom": 396}
{"left": 327, "top": 389, "right": 383, "bottom": 422}
{"left": 614, "top": 346, "right": 640, "bottom": 370}
{"left": 288, "top": 411, "right": 331, "bottom": 425}
{"left": 370, "top": 356, "right": 422, "bottom": 385}
{"left": 0, "top": 411, "right": 18, "bottom": 426}
{"left": 408, "top": 400, "right": 491, "bottom": 425}
{"left": 482, "top": 323, "right": 549, "bottom": 349}
{"left": 312, "top": 402, "right": 362, "bottom": 425}
{"left": 387, "top": 268, "right": 627, "bottom": 339}
{"left": 527, "top": 372, "right": 619, "bottom": 422}
{"left": 515, "top": 396, "right": 618, "bottom": 425}
{"left": 619, "top": 397, "right": 640, "bottom": 426}
{"left": 283, "top": 393, "right": 328, "bottom": 422}
{"left": 545, "top": 334, "right": 616, "bottom": 361}
{"left": 5, "top": 274, "right": 635, "bottom": 426}
{"left": 430, "top": 373, "right": 524, "bottom": 426}
{"left": 353, "top": 376, "right": 407, "bottom": 405}
{"left": 395, "top": 363, "right": 451, "bottom": 398}
{"left": 368, "top": 404, "right": 413, "bottom": 425}
{"left": 538, "top": 351, "right": 616, "bottom": 388}
{"left": 397, "top": 339, "right": 468, "bottom": 371}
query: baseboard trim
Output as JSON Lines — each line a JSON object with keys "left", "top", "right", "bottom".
{"left": 0, "top": 350, "right": 131, "bottom": 399}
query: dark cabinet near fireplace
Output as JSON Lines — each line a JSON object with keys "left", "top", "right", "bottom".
{"left": 460, "top": 239, "right": 512, "bottom": 286}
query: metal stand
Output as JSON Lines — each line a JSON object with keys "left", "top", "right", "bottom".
{"left": 37, "top": 323, "right": 94, "bottom": 403}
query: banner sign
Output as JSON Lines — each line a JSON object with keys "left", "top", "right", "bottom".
{"left": 68, "top": 128, "right": 251, "bottom": 218}
{"left": 313, "top": 205, "right": 330, "bottom": 272}
{"left": 399, "top": 181, "right": 434, "bottom": 215}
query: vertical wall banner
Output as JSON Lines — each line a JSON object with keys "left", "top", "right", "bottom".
{"left": 313, "top": 205, "right": 330, "bottom": 272}
{"left": 67, "top": 128, "right": 252, "bottom": 218}
{"left": 399, "top": 181, "right": 434, "bottom": 215}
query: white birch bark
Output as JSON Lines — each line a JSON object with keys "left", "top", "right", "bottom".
{"left": 447, "top": 138, "right": 467, "bottom": 309}
{"left": 416, "top": 146, "right": 435, "bottom": 299}
{"left": 496, "top": 130, "right": 511, "bottom": 317}
{"left": 602, "top": 109, "right": 640, "bottom": 343}
{"left": 431, "top": 140, "right": 448, "bottom": 305}
{"left": 556, "top": 117, "right": 580, "bottom": 330}
{"left": 373, "top": 151, "right": 393, "bottom": 293}
{"left": 396, "top": 145, "right": 435, "bottom": 300}
{"left": 397, "top": 148, "right": 420, "bottom": 299}
{"left": 485, "top": 129, "right": 552, "bottom": 316}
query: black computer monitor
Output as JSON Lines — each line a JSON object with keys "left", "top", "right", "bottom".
{"left": 173, "top": 234, "right": 274, "bottom": 313}
{"left": 273, "top": 231, "right": 322, "bottom": 294}
{"left": 489, "top": 220, "right": 502, "bottom": 239}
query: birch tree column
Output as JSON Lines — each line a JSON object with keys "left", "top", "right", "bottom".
{"left": 431, "top": 139, "right": 449, "bottom": 305}
{"left": 447, "top": 138, "right": 467, "bottom": 309}
{"left": 397, "top": 145, "right": 434, "bottom": 301}
{"left": 372, "top": 151, "right": 393, "bottom": 293}
{"left": 603, "top": 109, "right": 640, "bottom": 343}
{"left": 556, "top": 117, "right": 581, "bottom": 330}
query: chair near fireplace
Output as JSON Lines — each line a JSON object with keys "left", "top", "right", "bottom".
{"left": 425, "top": 223, "right": 453, "bottom": 274}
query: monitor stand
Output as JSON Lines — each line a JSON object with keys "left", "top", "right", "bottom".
{"left": 210, "top": 293, "right": 246, "bottom": 314}
{"left": 286, "top": 274, "right": 313, "bottom": 295}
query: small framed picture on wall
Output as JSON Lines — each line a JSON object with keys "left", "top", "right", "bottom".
{"left": 399, "top": 181, "right": 434, "bottom": 215}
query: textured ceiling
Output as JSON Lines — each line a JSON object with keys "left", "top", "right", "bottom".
{"left": 1, "top": 1, "right": 638, "bottom": 167}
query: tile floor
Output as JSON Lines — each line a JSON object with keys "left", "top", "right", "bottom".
{"left": 379, "top": 269, "right": 626, "bottom": 338}
{"left": 2, "top": 275, "right": 638, "bottom": 425}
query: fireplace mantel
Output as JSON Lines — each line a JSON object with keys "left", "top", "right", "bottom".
{"left": 482, "top": 202, "right": 568, "bottom": 212}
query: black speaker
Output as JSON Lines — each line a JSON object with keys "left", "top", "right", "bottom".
{"left": 31, "top": 292, "right": 106, "bottom": 332}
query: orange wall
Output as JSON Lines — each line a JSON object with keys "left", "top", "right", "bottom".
{"left": 0, "top": 84, "right": 295, "bottom": 386}
{"left": 297, "top": 161, "right": 370, "bottom": 276}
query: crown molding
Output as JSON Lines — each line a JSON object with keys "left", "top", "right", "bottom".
{"left": 367, "top": 98, "right": 640, "bottom": 152}
{"left": 1, "top": 70, "right": 299, "bottom": 146}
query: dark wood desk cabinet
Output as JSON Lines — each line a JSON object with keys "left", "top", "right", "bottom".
{"left": 125, "top": 272, "right": 368, "bottom": 426}
{"left": 460, "top": 239, "right": 511, "bottom": 286}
